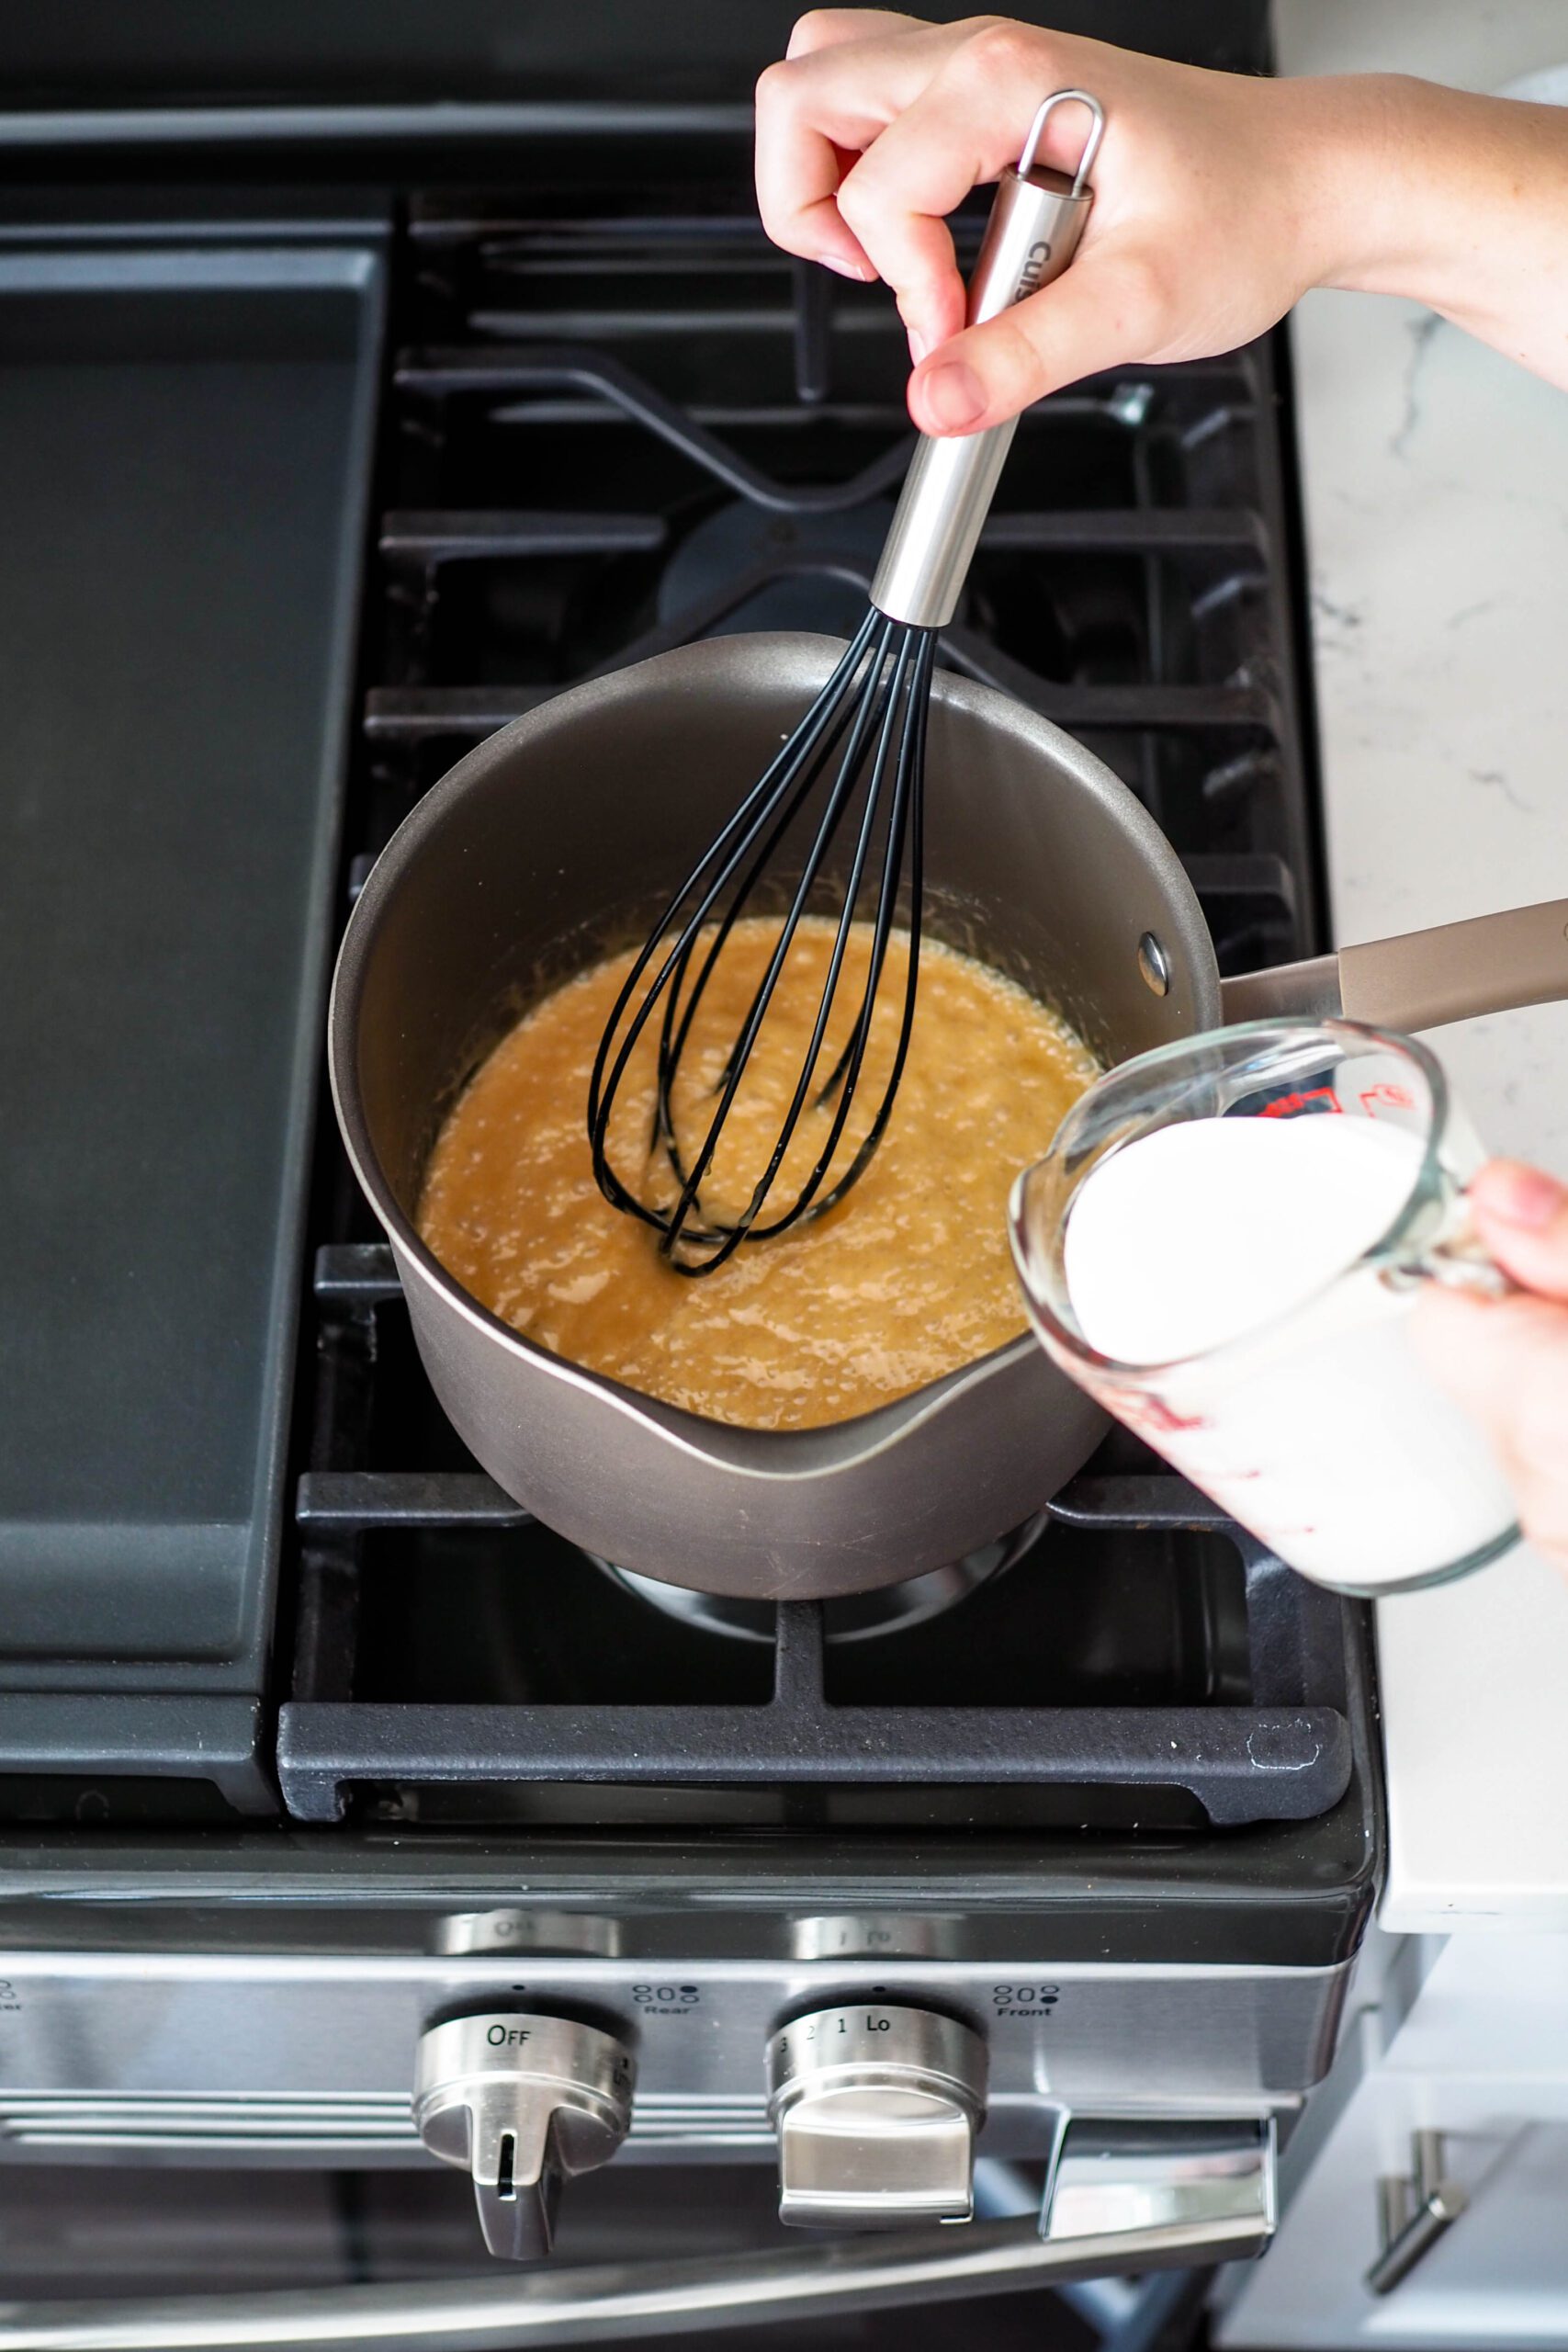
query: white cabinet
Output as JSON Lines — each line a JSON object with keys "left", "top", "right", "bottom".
{"left": 1216, "top": 1936, "right": 1568, "bottom": 2349}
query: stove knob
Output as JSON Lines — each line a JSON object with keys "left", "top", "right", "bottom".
{"left": 765, "top": 2004, "right": 987, "bottom": 2229}
{"left": 413, "top": 2012, "right": 634, "bottom": 2260}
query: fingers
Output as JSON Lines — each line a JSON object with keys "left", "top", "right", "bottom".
{"left": 830, "top": 34, "right": 1066, "bottom": 354}
{"left": 1415, "top": 1286, "right": 1568, "bottom": 1570}
{"left": 754, "top": 46, "right": 881, "bottom": 281}
{"left": 1416, "top": 1288, "right": 1566, "bottom": 1456}
{"left": 1414, "top": 1159, "right": 1568, "bottom": 1581}
{"left": 754, "top": 29, "right": 943, "bottom": 283}
{"left": 908, "top": 247, "right": 1169, "bottom": 431}
{"left": 786, "top": 9, "right": 922, "bottom": 60}
{"left": 1468, "top": 1159, "right": 1568, "bottom": 1303}
{"left": 756, "top": 17, "right": 1054, "bottom": 345}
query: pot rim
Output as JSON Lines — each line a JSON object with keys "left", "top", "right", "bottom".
{"left": 327, "top": 631, "right": 1220, "bottom": 1477}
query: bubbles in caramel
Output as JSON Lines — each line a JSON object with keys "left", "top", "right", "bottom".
{"left": 418, "top": 918, "right": 1098, "bottom": 1430}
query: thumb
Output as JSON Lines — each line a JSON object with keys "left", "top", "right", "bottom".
{"left": 1468, "top": 1159, "right": 1568, "bottom": 1303}
{"left": 908, "top": 249, "right": 1168, "bottom": 435}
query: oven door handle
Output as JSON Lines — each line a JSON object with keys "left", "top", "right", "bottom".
{"left": 0, "top": 2120, "right": 1274, "bottom": 2350}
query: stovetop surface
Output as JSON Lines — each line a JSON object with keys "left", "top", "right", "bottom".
{"left": 0, "top": 71, "right": 1378, "bottom": 1965}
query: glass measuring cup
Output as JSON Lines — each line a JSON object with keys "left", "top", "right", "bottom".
{"left": 1009, "top": 1021, "right": 1519, "bottom": 1598}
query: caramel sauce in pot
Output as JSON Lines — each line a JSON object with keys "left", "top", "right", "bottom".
{"left": 419, "top": 918, "right": 1097, "bottom": 1430}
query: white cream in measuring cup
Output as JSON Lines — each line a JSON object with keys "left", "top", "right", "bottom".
{"left": 1010, "top": 1022, "right": 1521, "bottom": 1597}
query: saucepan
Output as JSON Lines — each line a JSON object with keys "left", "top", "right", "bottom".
{"left": 329, "top": 633, "right": 1568, "bottom": 1600}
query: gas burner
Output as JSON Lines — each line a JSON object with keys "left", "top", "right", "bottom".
{"left": 592, "top": 1515, "right": 1048, "bottom": 1645}
{"left": 656, "top": 500, "right": 901, "bottom": 639}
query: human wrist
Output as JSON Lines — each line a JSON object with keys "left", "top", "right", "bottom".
{"left": 1269, "top": 74, "right": 1457, "bottom": 305}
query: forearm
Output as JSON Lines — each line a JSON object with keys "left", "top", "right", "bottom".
{"left": 1290, "top": 74, "right": 1568, "bottom": 388}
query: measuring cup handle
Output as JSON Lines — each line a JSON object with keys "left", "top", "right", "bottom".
{"left": 1221, "top": 898, "right": 1568, "bottom": 1031}
{"left": 1385, "top": 1204, "right": 1519, "bottom": 1301}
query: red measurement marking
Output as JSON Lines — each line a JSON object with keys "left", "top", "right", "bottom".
{"left": 1140, "top": 1396, "right": 1211, "bottom": 1435}
{"left": 1359, "top": 1081, "right": 1416, "bottom": 1115}
{"left": 1259, "top": 1087, "right": 1341, "bottom": 1118}
{"left": 1102, "top": 1389, "right": 1211, "bottom": 1438}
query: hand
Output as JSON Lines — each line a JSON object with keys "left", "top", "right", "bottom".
{"left": 754, "top": 12, "right": 1568, "bottom": 434}
{"left": 1416, "top": 1160, "right": 1568, "bottom": 1582}
{"left": 756, "top": 11, "right": 1329, "bottom": 436}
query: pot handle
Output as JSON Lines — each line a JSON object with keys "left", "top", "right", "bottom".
{"left": 1220, "top": 898, "right": 1568, "bottom": 1032}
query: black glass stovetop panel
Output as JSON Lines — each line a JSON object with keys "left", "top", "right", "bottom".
{"left": 0, "top": 238, "right": 382, "bottom": 1821}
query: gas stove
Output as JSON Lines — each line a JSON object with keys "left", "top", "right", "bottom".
{"left": 0, "top": 8, "right": 1380, "bottom": 2331}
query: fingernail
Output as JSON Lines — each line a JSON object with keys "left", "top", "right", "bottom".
{"left": 908, "top": 326, "right": 931, "bottom": 366}
{"left": 821, "top": 254, "right": 871, "bottom": 282}
{"left": 1479, "top": 1160, "right": 1565, "bottom": 1228}
{"left": 918, "top": 359, "right": 986, "bottom": 432}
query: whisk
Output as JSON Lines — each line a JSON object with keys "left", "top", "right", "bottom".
{"left": 588, "top": 89, "right": 1105, "bottom": 1275}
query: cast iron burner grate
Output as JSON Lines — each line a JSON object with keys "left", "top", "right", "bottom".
{"left": 280, "top": 1254, "right": 1354, "bottom": 1829}
{"left": 274, "top": 154, "right": 1359, "bottom": 1834}
{"left": 356, "top": 178, "right": 1322, "bottom": 980}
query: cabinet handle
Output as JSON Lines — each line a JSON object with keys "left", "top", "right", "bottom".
{"left": 1366, "top": 2130, "right": 1469, "bottom": 2296}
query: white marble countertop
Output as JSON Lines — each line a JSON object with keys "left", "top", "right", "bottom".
{"left": 1276, "top": 3, "right": 1568, "bottom": 1929}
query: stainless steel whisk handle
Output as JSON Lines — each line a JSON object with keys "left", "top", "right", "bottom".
{"left": 870, "top": 90, "right": 1103, "bottom": 631}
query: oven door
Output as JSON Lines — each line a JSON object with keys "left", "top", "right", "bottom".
{"left": 0, "top": 2119, "right": 1272, "bottom": 2347}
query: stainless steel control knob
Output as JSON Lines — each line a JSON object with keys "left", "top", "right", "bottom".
{"left": 413, "top": 2012, "right": 635, "bottom": 2260}
{"left": 765, "top": 2004, "right": 987, "bottom": 2229}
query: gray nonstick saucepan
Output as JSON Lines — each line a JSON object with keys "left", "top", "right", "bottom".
{"left": 329, "top": 633, "right": 1568, "bottom": 1601}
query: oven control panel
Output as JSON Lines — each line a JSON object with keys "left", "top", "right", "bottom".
{"left": 0, "top": 1924, "right": 1339, "bottom": 2264}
